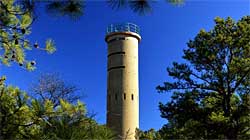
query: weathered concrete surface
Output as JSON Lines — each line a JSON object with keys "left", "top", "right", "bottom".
{"left": 106, "top": 32, "right": 141, "bottom": 140}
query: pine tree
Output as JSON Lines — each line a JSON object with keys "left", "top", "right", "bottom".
{"left": 0, "top": 0, "right": 56, "bottom": 70}
{"left": 157, "top": 16, "right": 250, "bottom": 139}
{"left": 0, "top": 80, "right": 115, "bottom": 139}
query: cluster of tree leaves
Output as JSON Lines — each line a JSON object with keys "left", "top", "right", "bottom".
{"left": 107, "top": 0, "right": 184, "bottom": 15}
{"left": 0, "top": 75, "right": 114, "bottom": 139}
{"left": 136, "top": 128, "right": 162, "bottom": 140}
{"left": 157, "top": 16, "right": 250, "bottom": 139}
{"left": 0, "top": 0, "right": 85, "bottom": 70}
{"left": 0, "top": 0, "right": 56, "bottom": 70}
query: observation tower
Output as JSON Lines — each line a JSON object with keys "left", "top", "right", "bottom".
{"left": 105, "top": 23, "right": 141, "bottom": 140}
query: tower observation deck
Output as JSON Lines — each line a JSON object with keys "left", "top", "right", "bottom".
{"left": 105, "top": 23, "right": 141, "bottom": 140}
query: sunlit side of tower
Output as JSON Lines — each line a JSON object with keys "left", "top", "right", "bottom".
{"left": 105, "top": 23, "right": 141, "bottom": 140}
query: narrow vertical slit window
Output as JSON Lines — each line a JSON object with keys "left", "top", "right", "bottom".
{"left": 124, "top": 93, "right": 126, "bottom": 100}
{"left": 108, "top": 94, "right": 111, "bottom": 101}
{"left": 115, "top": 94, "right": 117, "bottom": 100}
{"left": 131, "top": 94, "right": 134, "bottom": 100}
{"left": 108, "top": 94, "right": 111, "bottom": 108}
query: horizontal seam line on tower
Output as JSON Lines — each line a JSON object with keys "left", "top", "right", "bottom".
{"left": 108, "top": 66, "right": 125, "bottom": 71}
{"left": 108, "top": 52, "right": 125, "bottom": 57}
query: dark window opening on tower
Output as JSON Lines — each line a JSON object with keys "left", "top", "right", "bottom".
{"left": 115, "top": 94, "right": 117, "bottom": 100}
{"left": 108, "top": 95, "right": 111, "bottom": 108}
{"left": 108, "top": 37, "right": 126, "bottom": 43}
{"left": 131, "top": 94, "right": 134, "bottom": 100}
{"left": 124, "top": 93, "right": 126, "bottom": 100}
{"left": 118, "top": 37, "right": 125, "bottom": 40}
{"left": 108, "top": 94, "right": 111, "bottom": 101}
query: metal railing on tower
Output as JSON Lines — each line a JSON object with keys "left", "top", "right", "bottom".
{"left": 106, "top": 23, "right": 140, "bottom": 35}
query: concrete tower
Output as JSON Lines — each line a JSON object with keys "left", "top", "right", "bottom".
{"left": 105, "top": 23, "right": 141, "bottom": 140}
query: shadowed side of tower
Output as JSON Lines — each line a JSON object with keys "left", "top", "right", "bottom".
{"left": 105, "top": 23, "right": 141, "bottom": 140}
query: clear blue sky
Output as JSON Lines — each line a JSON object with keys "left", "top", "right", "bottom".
{"left": 1, "top": 0, "right": 249, "bottom": 130}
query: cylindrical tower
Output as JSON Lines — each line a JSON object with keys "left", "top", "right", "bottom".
{"left": 105, "top": 23, "right": 141, "bottom": 140}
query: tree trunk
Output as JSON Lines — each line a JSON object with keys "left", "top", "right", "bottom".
{"left": 225, "top": 94, "right": 231, "bottom": 117}
{"left": 223, "top": 94, "right": 239, "bottom": 139}
{"left": 222, "top": 94, "right": 227, "bottom": 116}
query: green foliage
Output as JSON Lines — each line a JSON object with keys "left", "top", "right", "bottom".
{"left": 107, "top": 0, "right": 184, "bottom": 15}
{"left": 0, "top": 80, "right": 114, "bottom": 139}
{"left": 45, "top": 39, "right": 56, "bottom": 54}
{"left": 0, "top": 85, "right": 35, "bottom": 139}
{"left": 157, "top": 16, "right": 250, "bottom": 139}
{"left": 107, "top": 0, "right": 152, "bottom": 15}
{"left": 136, "top": 128, "right": 162, "bottom": 140}
{"left": 158, "top": 92, "right": 250, "bottom": 139}
{"left": 0, "top": 76, "right": 6, "bottom": 85}
{"left": 0, "top": 0, "right": 56, "bottom": 71}
{"left": 167, "top": 0, "right": 185, "bottom": 5}
{"left": 45, "top": 0, "right": 84, "bottom": 20}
